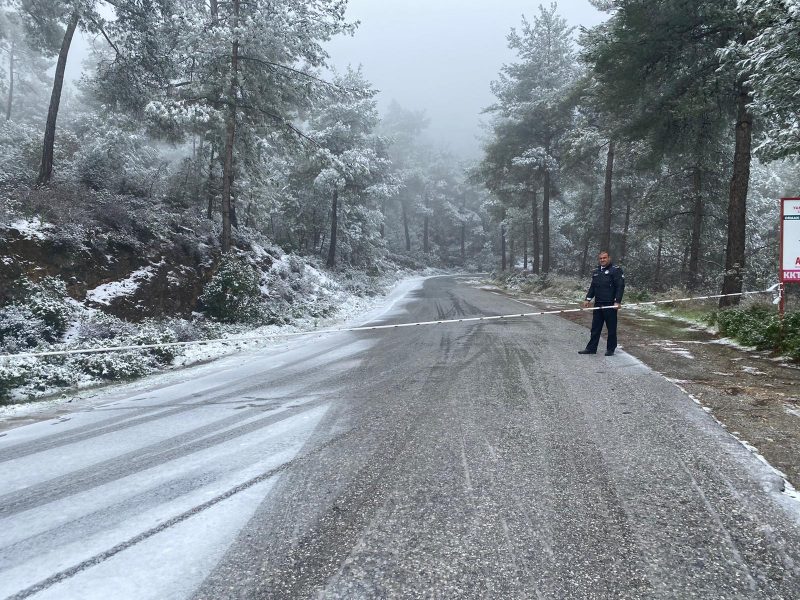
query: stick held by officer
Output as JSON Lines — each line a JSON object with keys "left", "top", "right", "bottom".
{"left": 578, "top": 251, "right": 625, "bottom": 356}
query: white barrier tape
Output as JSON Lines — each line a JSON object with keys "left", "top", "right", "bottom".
{"left": 0, "top": 289, "right": 776, "bottom": 361}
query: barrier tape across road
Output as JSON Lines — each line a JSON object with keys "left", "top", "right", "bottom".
{"left": 0, "top": 288, "right": 781, "bottom": 361}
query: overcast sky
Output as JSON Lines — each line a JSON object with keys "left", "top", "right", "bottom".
{"left": 67, "top": 1, "right": 606, "bottom": 160}
{"left": 326, "top": 0, "right": 607, "bottom": 160}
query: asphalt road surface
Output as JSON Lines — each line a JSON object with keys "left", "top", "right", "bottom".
{"left": 1, "top": 276, "right": 799, "bottom": 599}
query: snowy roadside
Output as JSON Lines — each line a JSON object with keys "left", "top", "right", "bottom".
{"left": 0, "top": 275, "right": 431, "bottom": 427}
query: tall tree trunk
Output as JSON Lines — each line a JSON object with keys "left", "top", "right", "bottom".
{"left": 230, "top": 189, "right": 238, "bottom": 229}
{"left": 531, "top": 188, "right": 540, "bottom": 274}
{"left": 620, "top": 196, "right": 631, "bottom": 265}
{"left": 654, "top": 229, "right": 664, "bottom": 291}
{"left": 509, "top": 237, "right": 515, "bottom": 271}
{"left": 581, "top": 234, "right": 590, "bottom": 275}
{"left": 681, "top": 244, "right": 690, "bottom": 280}
{"left": 326, "top": 189, "right": 338, "bottom": 268}
{"left": 423, "top": 194, "right": 429, "bottom": 253}
{"left": 245, "top": 201, "right": 254, "bottom": 228}
{"left": 500, "top": 223, "right": 507, "bottom": 271}
{"left": 5, "top": 40, "right": 14, "bottom": 121}
{"left": 402, "top": 199, "right": 411, "bottom": 251}
{"left": 601, "top": 139, "right": 614, "bottom": 253}
{"left": 207, "top": 146, "right": 215, "bottom": 219}
{"left": 36, "top": 10, "right": 79, "bottom": 186}
{"left": 688, "top": 167, "right": 703, "bottom": 290}
{"left": 193, "top": 139, "right": 203, "bottom": 205}
{"left": 542, "top": 170, "right": 551, "bottom": 273}
{"left": 220, "top": 0, "right": 239, "bottom": 252}
{"left": 523, "top": 223, "right": 528, "bottom": 270}
{"left": 720, "top": 86, "right": 753, "bottom": 307}
{"left": 460, "top": 223, "right": 466, "bottom": 263}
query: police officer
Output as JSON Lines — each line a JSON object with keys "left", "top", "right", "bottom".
{"left": 578, "top": 251, "right": 625, "bottom": 356}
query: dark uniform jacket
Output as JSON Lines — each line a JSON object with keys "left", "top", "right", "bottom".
{"left": 586, "top": 263, "right": 625, "bottom": 304}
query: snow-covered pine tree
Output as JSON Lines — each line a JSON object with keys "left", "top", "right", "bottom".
{"left": 305, "top": 68, "right": 394, "bottom": 269}
{"left": 727, "top": 0, "right": 800, "bottom": 161}
{"left": 95, "top": 0, "right": 356, "bottom": 253}
{"left": 485, "top": 3, "right": 578, "bottom": 273}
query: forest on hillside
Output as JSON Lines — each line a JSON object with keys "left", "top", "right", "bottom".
{"left": 1, "top": 0, "right": 800, "bottom": 399}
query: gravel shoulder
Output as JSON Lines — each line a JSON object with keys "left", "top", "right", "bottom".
{"left": 492, "top": 287, "right": 800, "bottom": 491}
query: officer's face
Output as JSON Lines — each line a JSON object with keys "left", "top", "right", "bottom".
{"left": 598, "top": 253, "right": 610, "bottom": 267}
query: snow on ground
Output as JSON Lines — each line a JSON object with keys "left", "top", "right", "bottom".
{"left": 0, "top": 399, "right": 329, "bottom": 599}
{"left": 7, "top": 217, "right": 50, "bottom": 240}
{"left": 649, "top": 340, "right": 696, "bottom": 359}
{"left": 0, "top": 289, "right": 402, "bottom": 599}
{"left": 85, "top": 264, "right": 161, "bottom": 305}
{"left": 0, "top": 276, "right": 427, "bottom": 425}
{"left": 740, "top": 365, "right": 767, "bottom": 375}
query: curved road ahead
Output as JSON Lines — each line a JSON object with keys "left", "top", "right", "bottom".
{"left": 1, "top": 276, "right": 799, "bottom": 599}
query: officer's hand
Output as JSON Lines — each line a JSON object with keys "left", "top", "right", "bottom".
{"left": 614, "top": 303, "right": 621, "bottom": 310}
{"left": 582, "top": 301, "right": 591, "bottom": 309}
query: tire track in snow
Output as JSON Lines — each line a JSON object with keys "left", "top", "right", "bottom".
{"left": 4, "top": 420, "right": 361, "bottom": 600}
{"left": 0, "top": 399, "right": 328, "bottom": 517}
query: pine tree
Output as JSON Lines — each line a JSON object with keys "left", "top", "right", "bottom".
{"left": 726, "top": 0, "right": 800, "bottom": 161}
{"left": 484, "top": 3, "right": 578, "bottom": 273}
{"left": 305, "top": 69, "right": 394, "bottom": 269}
{"left": 582, "top": 0, "right": 755, "bottom": 302}
{"left": 95, "top": 0, "right": 355, "bottom": 252}
{"left": 10, "top": 0, "right": 104, "bottom": 185}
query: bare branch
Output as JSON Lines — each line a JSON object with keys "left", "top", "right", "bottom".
{"left": 237, "top": 55, "right": 355, "bottom": 92}
{"left": 89, "top": 15, "right": 122, "bottom": 58}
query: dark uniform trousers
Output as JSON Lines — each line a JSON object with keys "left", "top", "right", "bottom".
{"left": 586, "top": 301, "right": 617, "bottom": 353}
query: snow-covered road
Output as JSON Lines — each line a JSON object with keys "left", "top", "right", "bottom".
{"left": 1, "top": 276, "right": 800, "bottom": 599}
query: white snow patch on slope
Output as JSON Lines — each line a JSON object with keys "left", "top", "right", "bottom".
{"left": 85, "top": 265, "right": 159, "bottom": 305}
{"left": 8, "top": 217, "right": 50, "bottom": 240}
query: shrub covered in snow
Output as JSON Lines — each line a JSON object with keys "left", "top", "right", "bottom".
{"left": 131, "top": 321, "right": 180, "bottom": 364}
{"left": 337, "top": 267, "right": 387, "bottom": 297}
{"left": 0, "top": 360, "right": 32, "bottom": 402}
{"left": 16, "top": 277, "right": 73, "bottom": 340}
{"left": 260, "top": 255, "right": 338, "bottom": 323}
{"left": 0, "top": 305, "right": 51, "bottom": 352}
{"left": 199, "top": 254, "right": 265, "bottom": 324}
{"left": 0, "top": 304, "right": 192, "bottom": 402}
{"left": 0, "top": 121, "right": 41, "bottom": 188}
{"left": 0, "top": 277, "right": 73, "bottom": 351}
{"left": 74, "top": 350, "right": 151, "bottom": 381}
{"left": 72, "top": 312, "right": 137, "bottom": 341}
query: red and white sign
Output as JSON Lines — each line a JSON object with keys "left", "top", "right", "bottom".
{"left": 782, "top": 198, "right": 800, "bottom": 282}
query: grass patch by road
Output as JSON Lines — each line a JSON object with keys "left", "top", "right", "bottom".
{"left": 489, "top": 271, "right": 798, "bottom": 363}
